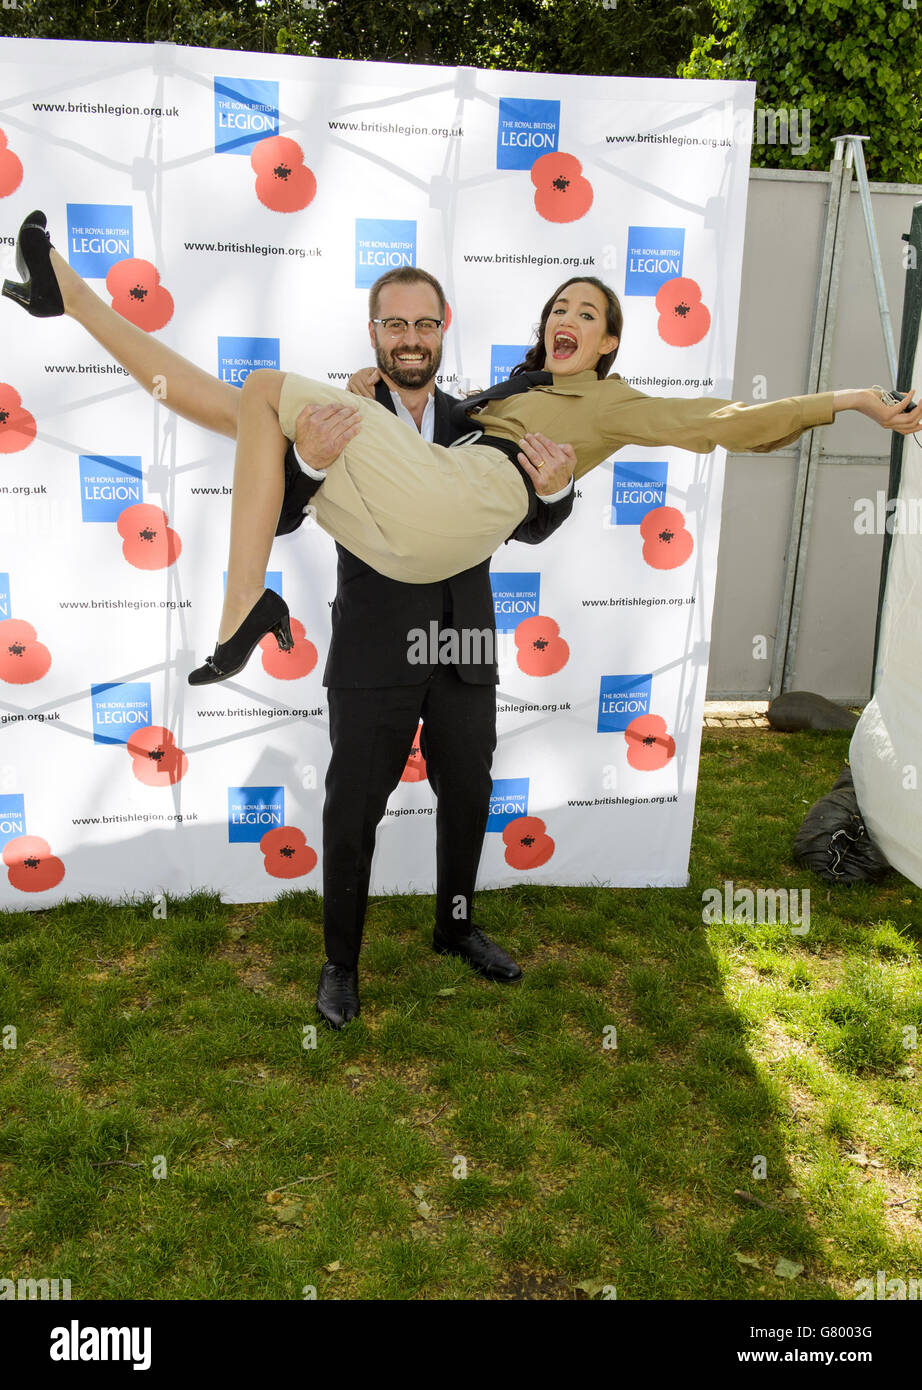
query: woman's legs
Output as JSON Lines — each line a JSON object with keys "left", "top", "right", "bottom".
{"left": 49, "top": 248, "right": 239, "bottom": 440}
{"left": 218, "top": 368, "right": 287, "bottom": 642}
{"left": 46, "top": 245, "right": 286, "bottom": 648}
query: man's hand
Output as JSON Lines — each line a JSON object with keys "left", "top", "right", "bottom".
{"left": 294, "top": 402, "right": 362, "bottom": 471}
{"left": 346, "top": 367, "right": 382, "bottom": 399}
{"left": 516, "top": 432, "right": 577, "bottom": 496}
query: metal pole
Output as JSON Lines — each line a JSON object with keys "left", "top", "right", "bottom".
{"left": 845, "top": 134, "right": 899, "bottom": 385}
{"left": 769, "top": 145, "right": 852, "bottom": 696}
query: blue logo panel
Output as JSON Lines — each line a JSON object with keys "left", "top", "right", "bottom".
{"left": 217, "top": 336, "right": 280, "bottom": 387}
{"left": 0, "top": 793, "right": 26, "bottom": 849}
{"left": 228, "top": 785, "right": 285, "bottom": 843}
{"left": 91, "top": 681, "right": 152, "bottom": 746}
{"left": 624, "top": 226, "right": 685, "bottom": 296}
{"left": 496, "top": 98, "right": 560, "bottom": 170}
{"left": 79, "top": 456, "right": 143, "bottom": 523}
{"left": 598, "top": 674, "right": 652, "bottom": 733}
{"left": 355, "top": 219, "right": 417, "bottom": 289}
{"left": 0, "top": 573, "right": 9, "bottom": 621}
{"left": 487, "top": 777, "right": 529, "bottom": 832}
{"left": 490, "top": 572, "right": 540, "bottom": 633}
{"left": 610, "top": 462, "right": 669, "bottom": 525}
{"left": 214, "top": 77, "right": 279, "bottom": 155}
{"left": 67, "top": 204, "right": 134, "bottom": 278}
{"left": 490, "top": 345, "right": 530, "bottom": 387}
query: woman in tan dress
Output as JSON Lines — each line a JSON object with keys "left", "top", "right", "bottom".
{"left": 5, "top": 210, "right": 922, "bottom": 684}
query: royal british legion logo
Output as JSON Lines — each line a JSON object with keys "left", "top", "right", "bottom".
{"left": 598, "top": 674, "right": 652, "bottom": 733}
{"left": 91, "top": 682, "right": 152, "bottom": 746}
{"left": 214, "top": 77, "right": 279, "bottom": 155}
{"left": 487, "top": 777, "right": 529, "bottom": 831}
{"left": 611, "top": 462, "right": 669, "bottom": 525}
{"left": 79, "top": 457, "right": 143, "bottom": 523}
{"left": 496, "top": 98, "right": 560, "bottom": 170}
{"left": 490, "top": 345, "right": 530, "bottom": 387}
{"left": 67, "top": 204, "right": 133, "bottom": 278}
{"left": 228, "top": 786, "right": 284, "bottom": 843}
{"left": 0, "top": 793, "right": 25, "bottom": 850}
{"left": 490, "top": 573, "right": 540, "bottom": 633}
{"left": 625, "top": 227, "right": 685, "bottom": 296}
{"left": 217, "top": 337, "right": 280, "bottom": 387}
{"left": 0, "top": 572, "right": 9, "bottom": 620}
{"left": 355, "top": 220, "right": 417, "bottom": 290}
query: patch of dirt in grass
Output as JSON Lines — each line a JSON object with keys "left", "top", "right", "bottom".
{"left": 760, "top": 1013, "right": 811, "bottom": 1055}
{"left": 493, "top": 1266, "right": 584, "bottom": 1299}
{"left": 838, "top": 1148, "right": 922, "bottom": 1242}
{"left": 213, "top": 935, "right": 300, "bottom": 997}
{"left": 17, "top": 1037, "right": 85, "bottom": 1087}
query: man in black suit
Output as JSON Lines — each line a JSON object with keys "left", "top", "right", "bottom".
{"left": 276, "top": 268, "right": 576, "bottom": 1028}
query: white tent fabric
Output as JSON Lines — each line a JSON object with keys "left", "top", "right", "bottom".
{"left": 850, "top": 443, "right": 922, "bottom": 887}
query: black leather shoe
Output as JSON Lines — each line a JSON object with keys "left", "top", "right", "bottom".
{"left": 189, "top": 588, "right": 293, "bottom": 685}
{"left": 316, "top": 961, "right": 360, "bottom": 1029}
{"left": 2, "top": 210, "right": 64, "bottom": 318}
{"left": 432, "top": 924, "right": 523, "bottom": 982}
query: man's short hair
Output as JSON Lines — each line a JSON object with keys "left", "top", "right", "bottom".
{"left": 368, "top": 267, "right": 446, "bottom": 321}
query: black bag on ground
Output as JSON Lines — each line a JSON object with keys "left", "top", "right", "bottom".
{"left": 792, "top": 765, "right": 890, "bottom": 884}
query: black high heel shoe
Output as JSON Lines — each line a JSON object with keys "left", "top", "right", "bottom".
{"left": 2, "top": 210, "right": 64, "bottom": 318}
{"left": 188, "top": 589, "right": 294, "bottom": 686}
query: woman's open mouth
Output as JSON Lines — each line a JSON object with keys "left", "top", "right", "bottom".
{"left": 551, "top": 331, "right": 578, "bottom": 360}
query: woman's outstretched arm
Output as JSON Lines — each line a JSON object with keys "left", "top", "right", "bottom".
{"left": 50, "top": 248, "right": 239, "bottom": 439}
{"left": 595, "top": 385, "right": 922, "bottom": 456}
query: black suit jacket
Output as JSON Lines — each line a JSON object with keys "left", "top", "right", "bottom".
{"left": 275, "top": 376, "right": 573, "bottom": 687}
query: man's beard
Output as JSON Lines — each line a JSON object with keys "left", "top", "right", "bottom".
{"left": 376, "top": 339, "right": 442, "bottom": 390}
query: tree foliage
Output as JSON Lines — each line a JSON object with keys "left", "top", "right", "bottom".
{"left": 5, "top": 0, "right": 922, "bottom": 182}
{"left": 0, "top": 0, "right": 711, "bottom": 79}
{"left": 681, "top": 0, "right": 922, "bottom": 182}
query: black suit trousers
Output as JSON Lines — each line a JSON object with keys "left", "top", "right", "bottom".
{"left": 323, "top": 666, "right": 497, "bottom": 969}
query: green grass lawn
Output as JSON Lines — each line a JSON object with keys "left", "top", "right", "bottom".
{"left": 1, "top": 729, "right": 920, "bottom": 1301}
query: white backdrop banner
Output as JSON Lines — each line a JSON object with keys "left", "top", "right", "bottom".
{"left": 0, "top": 38, "right": 754, "bottom": 905}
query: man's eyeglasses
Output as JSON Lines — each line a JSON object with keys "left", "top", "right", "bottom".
{"left": 371, "top": 317, "right": 443, "bottom": 335}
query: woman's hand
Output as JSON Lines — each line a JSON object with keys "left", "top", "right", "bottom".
{"left": 837, "top": 387, "right": 922, "bottom": 434}
{"left": 346, "top": 367, "right": 381, "bottom": 399}
{"left": 516, "top": 432, "right": 577, "bottom": 496}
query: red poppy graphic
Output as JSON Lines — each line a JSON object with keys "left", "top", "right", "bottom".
{"left": 251, "top": 136, "right": 317, "bottom": 213}
{"left": 107, "top": 258, "right": 174, "bottom": 331}
{"left": 126, "top": 724, "right": 188, "bottom": 787}
{"left": 530, "top": 151, "right": 593, "bottom": 223}
{"left": 258, "top": 616, "right": 317, "bottom": 680}
{"left": 260, "top": 824, "right": 318, "bottom": 879}
{"left": 625, "top": 714, "right": 676, "bottom": 771}
{"left": 502, "top": 814, "right": 555, "bottom": 870}
{"left": 0, "top": 619, "right": 51, "bottom": 684}
{"left": 0, "top": 383, "right": 37, "bottom": 454}
{"left": 640, "top": 505, "right": 694, "bottom": 570}
{"left": 656, "top": 277, "right": 710, "bottom": 347}
{"left": 3, "top": 835, "right": 65, "bottom": 893}
{"left": 443, "top": 302, "right": 452, "bottom": 331}
{"left": 0, "top": 129, "right": 23, "bottom": 198}
{"left": 116, "top": 503, "right": 182, "bottom": 569}
{"left": 400, "top": 720, "right": 428, "bottom": 783}
{"left": 514, "top": 614, "right": 569, "bottom": 676}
